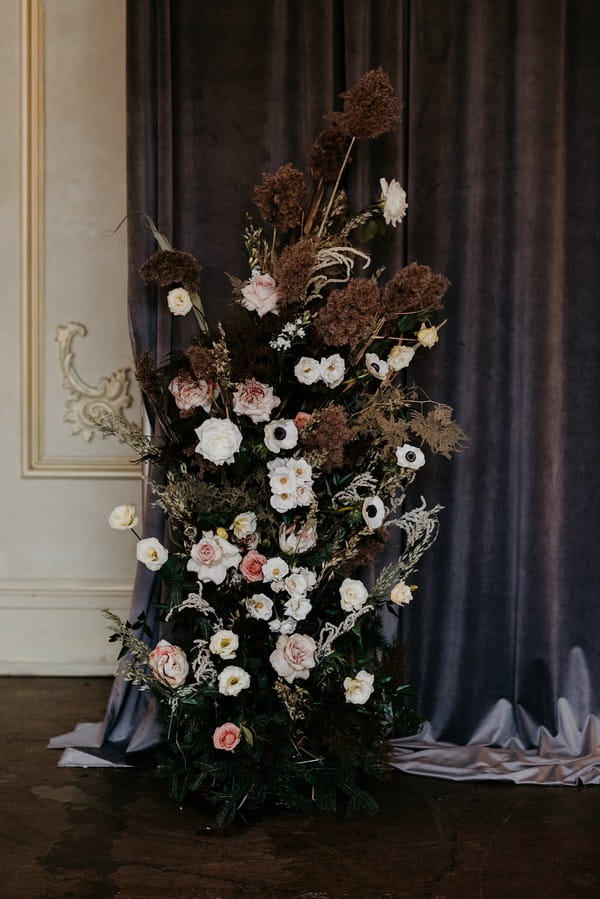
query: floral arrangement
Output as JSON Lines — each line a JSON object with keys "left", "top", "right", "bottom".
{"left": 102, "top": 69, "right": 464, "bottom": 826}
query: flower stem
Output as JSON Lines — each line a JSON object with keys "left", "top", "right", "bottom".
{"left": 318, "top": 137, "right": 356, "bottom": 237}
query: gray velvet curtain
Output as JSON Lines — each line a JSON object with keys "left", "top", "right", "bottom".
{"left": 52, "top": 0, "right": 600, "bottom": 780}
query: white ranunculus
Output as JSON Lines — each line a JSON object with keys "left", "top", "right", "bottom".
{"left": 294, "top": 356, "right": 322, "bottom": 385}
{"left": 262, "top": 556, "right": 289, "bottom": 582}
{"left": 379, "top": 178, "right": 408, "bottom": 227}
{"left": 264, "top": 419, "right": 298, "bottom": 454}
{"left": 244, "top": 593, "right": 274, "bottom": 621}
{"left": 218, "top": 665, "right": 251, "bottom": 696}
{"left": 240, "top": 271, "right": 279, "bottom": 317}
{"left": 194, "top": 418, "right": 242, "bottom": 465}
{"left": 289, "top": 457, "right": 313, "bottom": 484}
{"left": 416, "top": 323, "right": 439, "bottom": 348}
{"left": 339, "top": 577, "right": 369, "bottom": 612}
{"left": 209, "top": 629, "right": 239, "bottom": 660}
{"left": 396, "top": 443, "right": 426, "bottom": 470}
{"left": 361, "top": 496, "right": 386, "bottom": 530}
{"left": 390, "top": 581, "right": 413, "bottom": 606}
{"left": 320, "top": 353, "right": 346, "bottom": 388}
{"left": 108, "top": 504, "right": 138, "bottom": 530}
{"left": 148, "top": 639, "right": 189, "bottom": 688}
{"left": 365, "top": 352, "right": 389, "bottom": 380}
{"left": 284, "top": 595, "right": 312, "bottom": 621}
{"left": 187, "top": 531, "right": 242, "bottom": 584}
{"left": 268, "top": 460, "right": 298, "bottom": 495}
{"left": 387, "top": 344, "right": 415, "bottom": 371}
{"left": 231, "top": 511, "right": 257, "bottom": 539}
{"left": 136, "top": 537, "right": 169, "bottom": 571}
{"left": 270, "top": 491, "right": 299, "bottom": 513}
{"left": 167, "top": 287, "right": 193, "bottom": 316}
{"left": 269, "top": 633, "right": 316, "bottom": 683}
{"left": 343, "top": 669, "right": 375, "bottom": 704}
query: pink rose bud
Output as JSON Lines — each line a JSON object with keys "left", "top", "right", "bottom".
{"left": 212, "top": 722, "right": 242, "bottom": 751}
{"left": 294, "top": 411, "right": 313, "bottom": 429}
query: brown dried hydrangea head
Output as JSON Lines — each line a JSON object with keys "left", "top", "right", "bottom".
{"left": 338, "top": 530, "right": 388, "bottom": 575}
{"left": 135, "top": 350, "right": 163, "bottom": 408}
{"left": 253, "top": 163, "right": 308, "bottom": 232}
{"left": 382, "top": 263, "right": 450, "bottom": 317}
{"left": 329, "top": 68, "right": 401, "bottom": 140}
{"left": 309, "top": 125, "right": 351, "bottom": 182}
{"left": 274, "top": 238, "right": 317, "bottom": 306}
{"left": 139, "top": 249, "right": 201, "bottom": 292}
{"left": 185, "top": 344, "right": 217, "bottom": 382}
{"left": 301, "top": 404, "right": 354, "bottom": 472}
{"left": 313, "top": 278, "right": 383, "bottom": 348}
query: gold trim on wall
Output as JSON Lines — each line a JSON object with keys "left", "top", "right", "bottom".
{"left": 20, "top": 0, "right": 138, "bottom": 479}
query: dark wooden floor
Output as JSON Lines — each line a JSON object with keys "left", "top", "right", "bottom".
{"left": 1, "top": 677, "right": 599, "bottom": 898}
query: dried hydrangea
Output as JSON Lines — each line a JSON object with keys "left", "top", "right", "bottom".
{"left": 186, "top": 344, "right": 217, "bottom": 382}
{"left": 253, "top": 163, "right": 308, "bottom": 232}
{"left": 382, "top": 263, "right": 450, "bottom": 317}
{"left": 274, "top": 239, "right": 317, "bottom": 306}
{"left": 135, "top": 350, "right": 163, "bottom": 408}
{"left": 309, "top": 125, "right": 351, "bottom": 182}
{"left": 301, "top": 404, "right": 354, "bottom": 472}
{"left": 330, "top": 68, "right": 401, "bottom": 140}
{"left": 139, "top": 249, "right": 201, "bottom": 292}
{"left": 313, "top": 278, "right": 383, "bottom": 348}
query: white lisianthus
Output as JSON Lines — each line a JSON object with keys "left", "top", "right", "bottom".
{"left": 108, "top": 504, "right": 138, "bottom": 530}
{"left": 262, "top": 556, "right": 290, "bottom": 582}
{"left": 387, "top": 344, "right": 415, "bottom": 371}
{"left": 379, "top": 178, "right": 408, "bottom": 227}
{"left": 339, "top": 577, "right": 369, "bottom": 612}
{"left": 390, "top": 581, "right": 414, "bottom": 606}
{"left": 187, "top": 531, "right": 242, "bottom": 585}
{"left": 240, "top": 271, "right": 279, "bottom": 317}
{"left": 148, "top": 640, "right": 189, "bottom": 688}
{"left": 343, "top": 669, "right": 375, "bottom": 705}
{"left": 278, "top": 521, "right": 318, "bottom": 554}
{"left": 244, "top": 593, "right": 274, "bottom": 620}
{"left": 294, "top": 356, "right": 322, "bottom": 385}
{"left": 194, "top": 418, "right": 242, "bottom": 465}
{"left": 362, "top": 496, "right": 386, "bottom": 530}
{"left": 231, "top": 511, "right": 257, "bottom": 539}
{"left": 269, "top": 633, "right": 316, "bottom": 682}
{"left": 209, "top": 629, "right": 239, "bottom": 660}
{"left": 416, "top": 323, "right": 439, "bottom": 348}
{"left": 264, "top": 419, "right": 298, "bottom": 454}
{"left": 218, "top": 665, "right": 251, "bottom": 696}
{"left": 365, "top": 353, "right": 389, "bottom": 380}
{"left": 320, "top": 354, "right": 346, "bottom": 388}
{"left": 284, "top": 595, "right": 312, "bottom": 621}
{"left": 396, "top": 443, "right": 426, "bottom": 470}
{"left": 136, "top": 537, "right": 169, "bottom": 571}
{"left": 167, "top": 287, "right": 193, "bottom": 316}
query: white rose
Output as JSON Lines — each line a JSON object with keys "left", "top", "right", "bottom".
{"left": 262, "top": 557, "right": 289, "bottom": 582}
{"left": 264, "top": 419, "right": 298, "bottom": 453}
{"left": 136, "top": 537, "right": 168, "bottom": 571}
{"left": 339, "top": 577, "right": 369, "bottom": 612}
{"left": 270, "top": 492, "right": 299, "bottom": 513}
{"left": 244, "top": 593, "right": 274, "bottom": 620}
{"left": 379, "top": 178, "right": 408, "bottom": 227}
{"left": 320, "top": 353, "right": 346, "bottom": 388}
{"left": 232, "top": 379, "right": 280, "bottom": 423}
{"left": 390, "top": 581, "right": 413, "bottom": 606}
{"left": 289, "top": 457, "right": 313, "bottom": 484}
{"left": 148, "top": 639, "right": 189, "bottom": 688}
{"left": 194, "top": 418, "right": 242, "bottom": 465}
{"left": 343, "top": 669, "right": 375, "bottom": 704}
{"left": 231, "top": 511, "right": 257, "bottom": 539}
{"left": 218, "top": 665, "right": 251, "bottom": 696}
{"left": 209, "top": 629, "right": 239, "bottom": 660}
{"left": 365, "top": 353, "right": 389, "bottom": 380}
{"left": 108, "top": 504, "right": 138, "bottom": 530}
{"left": 416, "top": 323, "right": 439, "bottom": 348}
{"left": 167, "top": 287, "right": 193, "bottom": 316}
{"left": 240, "top": 271, "right": 279, "bottom": 317}
{"left": 396, "top": 443, "right": 425, "bottom": 470}
{"left": 187, "top": 532, "right": 242, "bottom": 585}
{"left": 387, "top": 344, "right": 415, "bottom": 371}
{"left": 294, "top": 357, "right": 322, "bottom": 385}
{"left": 269, "top": 633, "right": 316, "bottom": 683}
{"left": 362, "top": 496, "right": 386, "bottom": 530}
{"left": 268, "top": 459, "right": 298, "bottom": 495}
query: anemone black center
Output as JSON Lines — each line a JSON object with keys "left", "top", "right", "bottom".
{"left": 274, "top": 427, "right": 287, "bottom": 441}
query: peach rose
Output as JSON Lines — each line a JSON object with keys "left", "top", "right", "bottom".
{"left": 239, "top": 549, "right": 268, "bottom": 582}
{"left": 212, "top": 722, "right": 241, "bottom": 751}
{"left": 294, "top": 411, "right": 313, "bottom": 430}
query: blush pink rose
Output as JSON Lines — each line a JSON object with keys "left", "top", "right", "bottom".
{"left": 232, "top": 379, "right": 280, "bottom": 423}
{"left": 269, "top": 632, "right": 316, "bottom": 683}
{"left": 294, "top": 411, "right": 313, "bottom": 429}
{"left": 168, "top": 375, "right": 219, "bottom": 413}
{"left": 212, "top": 722, "right": 241, "bottom": 751}
{"left": 148, "top": 640, "right": 189, "bottom": 688}
{"left": 191, "top": 537, "right": 223, "bottom": 567}
{"left": 239, "top": 549, "right": 268, "bottom": 582}
{"left": 240, "top": 272, "right": 279, "bottom": 317}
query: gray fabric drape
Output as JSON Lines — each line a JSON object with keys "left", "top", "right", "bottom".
{"left": 52, "top": 0, "right": 600, "bottom": 781}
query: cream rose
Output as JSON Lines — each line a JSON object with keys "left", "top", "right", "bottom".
{"left": 390, "top": 581, "right": 413, "bottom": 606}
{"left": 212, "top": 722, "right": 241, "bottom": 751}
{"left": 269, "top": 632, "right": 316, "bottom": 683}
{"left": 416, "top": 323, "right": 439, "bottom": 348}
{"left": 387, "top": 344, "right": 415, "bottom": 371}
{"left": 148, "top": 639, "right": 189, "bottom": 688}
{"left": 231, "top": 511, "right": 257, "bottom": 539}
{"left": 136, "top": 537, "right": 168, "bottom": 571}
{"left": 240, "top": 271, "right": 279, "bottom": 317}
{"left": 194, "top": 418, "right": 242, "bottom": 465}
{"left": 379, "top": 177, "right": 408, "bottom": 227}
{"left": 339, "top": 577, "right": 369, "bottom": 612}
{"left": 108, "top": 504, "right": 138, "bottom": 530}
{"left": 294, "top": 357, "right": 322, "bottom": 385}
{"left": 343, "top": 669, "right": 375, "bottom": 704}
{"left": 232, "top": 379, "right": 280, "bottom": 423}
{"left": 167, "top": 287, "right": 193, "bottom": 316}
{"left": 218, "top": 665, "right": 251, "bottom": 696}
{"left": 209, "top": 629, "right": 239, "bottom": 660}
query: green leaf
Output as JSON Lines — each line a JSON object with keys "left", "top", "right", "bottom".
{"left": 240, "top": 725, "right": 254, "bottom": 747}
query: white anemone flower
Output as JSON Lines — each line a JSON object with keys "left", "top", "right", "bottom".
{"left": 365, "top": 353, "right": 389, "bottom": 380}
{"left": 361, "top": 496, "right": 386, "bottom": 530}
{"left": 396, "top": 444, "right": 425, "bottom": 470}
{"left": 264, "top": 419, "right": 298, "bottom": 454}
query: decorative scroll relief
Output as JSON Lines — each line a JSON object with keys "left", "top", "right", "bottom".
{"left": 55, "top": 322, "right": 133, "bottom": 442}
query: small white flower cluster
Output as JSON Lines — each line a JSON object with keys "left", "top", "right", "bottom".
{"left": 269, "top": 314, "right": 310, "bottom": 351}
{"left": 294, "top": 354, "right": 345, "bottom": 388}
{"left": 267, "top": 456, "right": 314, "bottom": 513}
